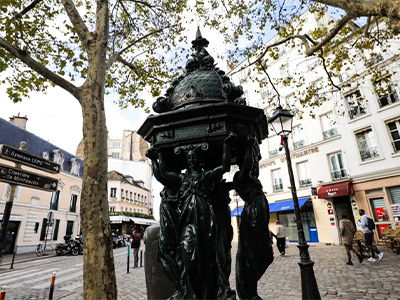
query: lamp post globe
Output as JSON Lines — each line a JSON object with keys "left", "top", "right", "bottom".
{"left": 269, "top": 107, "right": 321, "bottom": 300}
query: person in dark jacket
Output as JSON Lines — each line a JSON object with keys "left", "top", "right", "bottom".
{"left": 131, "top": 230, "right": 141, "bottom": 268}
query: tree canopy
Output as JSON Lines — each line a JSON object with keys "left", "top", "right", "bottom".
{"left": 196, "top": 0, "right": 399, "bottom": 113}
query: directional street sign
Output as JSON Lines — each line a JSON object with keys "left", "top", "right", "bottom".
{"left": 0, "top": 144, "right": 61, "bottom": 174}
{"left": 0, "top": 163, "right": 58, "bottom": 192}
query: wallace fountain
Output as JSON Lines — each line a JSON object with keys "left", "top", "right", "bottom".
{"left": 138, "top": 28, "right": 273, "bottom": 300}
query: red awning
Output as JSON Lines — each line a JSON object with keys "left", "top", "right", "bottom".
{"left": 318, "top": 181, "right": 354, "bottom": 199}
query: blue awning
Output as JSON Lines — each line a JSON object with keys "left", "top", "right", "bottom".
{"left": 231, "top": 207, "right": 243, "bottom": 216}
{"left": 269, "top": 197, "right": 310, "bottom": 213}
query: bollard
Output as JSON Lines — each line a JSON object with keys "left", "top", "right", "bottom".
{"left": 10, "top": 252, "right": 16, "bottom": 269}
{"left": 49, "top": 271, "right": 56, "bottom": 300}
{"left": 127, "top": 244, "right": 130, "bottom": 273}
{"left": 0, "top": 286, "right": 6, "bottom": 300}
{"left": 140, "top": 250, "right": 143, "bottom": 267}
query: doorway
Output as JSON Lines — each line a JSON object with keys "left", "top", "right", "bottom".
{"left": 1, "top": 221, "right": 20, "bottom": 254}
{"left": 333, "top": 196, "right": 354, "bottom": 244}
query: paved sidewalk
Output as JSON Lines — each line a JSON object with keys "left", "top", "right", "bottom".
{"left": 2, "top": 242, "right": 400, "bottom": 299}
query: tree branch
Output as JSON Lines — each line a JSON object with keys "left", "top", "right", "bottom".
{"left": 13, "top": 0, "right": 44, "bottom": 19}
{"left": 306, "top": 14, "right": 353, "bottom": 55}
{"left": 116, "top": 55, "right": 165, "bottom": 83}
{"left": 0, "top": 36, "right": 80, "bottom": 100}
{"left": 318, "top": 53, "right": 341, "bottom": 90}
{"left": 61, "top": 0, "right": 90, "bottom": 50}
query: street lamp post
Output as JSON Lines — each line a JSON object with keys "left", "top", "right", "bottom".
{"left": 269, "top": 107, "right": 321, "bottom": 300}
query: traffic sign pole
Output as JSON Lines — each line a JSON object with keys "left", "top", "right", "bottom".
{"left": 0, "top": 141, "right": 25, "bottom": 265}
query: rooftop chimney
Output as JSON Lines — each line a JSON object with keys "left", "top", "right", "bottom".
{"left": 10, "top": 113, "right": 28, "bottom": 129}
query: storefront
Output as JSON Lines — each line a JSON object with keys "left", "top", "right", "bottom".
{"left": 317, "top": 181, "right": 356, "bottom": 245}
{"left": 231, "top": 197, "right": 319, "bottom": 243}
{"left": 270, "top": 197, "right": 319, "bottom": 242}
{"left": 109, "top": 215, "right": 158, "bottom": 235}
{"left": 353, "top": 178, "right": 400, "bottom": 239}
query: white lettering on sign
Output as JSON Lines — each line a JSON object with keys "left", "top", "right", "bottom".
{"left": 326, "top": 187, "right": 340, "bottom": 197}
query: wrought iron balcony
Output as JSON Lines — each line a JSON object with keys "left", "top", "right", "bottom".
{"left": 269, "top": 149, "right": 279, "bottom": 157}
{"left": 360, "top": 146, "right": 380, "bottom": 161}
{"left": 273, "top": 184, "right": 283, "bottom": 192}
{"left": 331, "top": 169, "right": 348, "bottom": 180}
{"left": 293, "top": 139, "right": 305, "bottom": 149}
{"left": 299, "top": 178, "right": 312, "bottom": 187}
{"left": 323, "top": 128, "right": 338, "bottom": 139}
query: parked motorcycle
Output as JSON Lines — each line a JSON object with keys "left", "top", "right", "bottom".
{"left": 55, "top": 235, "right": 80, "bottom": 256}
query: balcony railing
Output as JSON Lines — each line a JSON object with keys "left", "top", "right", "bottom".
{"left": 299, "top": 178, "right": 312, "bottom": 187}
{"left": 269, "top": 149, "right": 279, "bottom": 157}
{"left": 366, "top": 53, "right": 384, "bottom": 67}
{"left": 360, "top": 146, "right": 380, "bottom": 161}
{"left": 293, "top": 139, "right": 305, "bottom": 149}
{"left": 331, "top": 169, "right": 348, "bottom": 180}
{"left": 273, "top": 184, "right": 283, "bottom": 192}
{"left": 323, "top": 128, "right": 338, "bottom": 139}
{"left": 349, "top": 105, "right": 366, "bottom": 119}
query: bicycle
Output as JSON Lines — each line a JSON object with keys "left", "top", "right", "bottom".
{"left": 35, "top": 243, "right": 53, "bottom": 257}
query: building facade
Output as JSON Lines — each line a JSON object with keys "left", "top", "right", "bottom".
{"left": 0, "top": 115, "right": 83, "bottom": 254}
{"left": 227, "top": 10, "right": 400, "bottom": 244}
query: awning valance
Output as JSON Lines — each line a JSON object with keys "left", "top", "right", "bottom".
{"left": 109, "top": 215, "right": 158, "bottom": 226}
{"left": 231, "top": 197, "right": 310, "bottom": 216}
{"left": 318, "top": 181, "right": 354, "bottom": 199}
{"left": 269, "top": 197, "right": 310, "bottom": 213}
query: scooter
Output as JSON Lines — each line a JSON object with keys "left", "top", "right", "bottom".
{"left": 55, "top": 235, "right": 79, "bottom": 256}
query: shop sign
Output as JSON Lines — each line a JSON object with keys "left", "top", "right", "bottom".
{"left": 327, "top": 209, "right": 334, "bottom": 215}
{"left": 391, "top": 204, "right": 400, "bottom": 217}
{"left": 0, "top": 163, "right": 58, "bottom": 191}
{"left": 0, "top": 144, "right": 61, "bottom": 174}
{"left": 374, "top": 208, "right": 386, "bottom": 220}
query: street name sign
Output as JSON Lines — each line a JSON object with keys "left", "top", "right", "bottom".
{"left": 0, "top": 163, "right": 58, "bottom": 192}
{"left": 0, "top": 144, "right": 61, "bottom": 174}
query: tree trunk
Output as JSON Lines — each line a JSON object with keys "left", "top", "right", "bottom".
{"left": 80, "top": 82, "right": 117, "bottom": 299}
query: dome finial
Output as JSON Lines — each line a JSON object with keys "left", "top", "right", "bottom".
{"left": 192, "top": 27, "right": 209, "bottom": 51}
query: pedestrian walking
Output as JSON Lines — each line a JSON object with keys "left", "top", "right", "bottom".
{"left": 339, "top": 214, "right": 363, "bottom": 265}
{"left": 275, "top": 220, "right": 286, "bottom": 256}
{"left": 131, "top": 230, "right": 141, "bottom": 268}
{"left": 357, "top": 209, "right": 383, "bottom": 262}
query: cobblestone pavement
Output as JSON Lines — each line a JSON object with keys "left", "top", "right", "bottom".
{"left": 0, "top": 242, "right": 399, "bottom": 299}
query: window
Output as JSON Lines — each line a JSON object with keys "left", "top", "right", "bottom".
{"left": 40, "top": 218, "right": 48, "bottom": 241}
{"left": 112, "top": 142, "right": 121, "bottom": 147}
{"left": 121, "top": 189, "right": 124, "bottom": 199}
{"left": 70, "top": 194, "right": 78, "bottom": 212}
{"left": 34, "top": 222, "right": 39, "bottom": 234}
{"left": 268, "top": 136, "right": 281, "bottom": 157}
{"left": 298, "top": 162, "right": 311, "bottom": 187}
{"left": 50, "top": 190, "right": 60, "bottom": 210}
{"left": 66, "top": 221, "right": 74, "bottom": 236}
{"left": 53, "top": 219, "right": 60, "bottom": 240}
{"left": 125, "top": 190, "right": 129, "bottom": 200}
{"left": 260, "top": 82, "right": 271, "bottom": 98}
{"left": 321, "top": 114, "right": 338, "bottom": 139}
{"left": 329, "top": 153, "right": 347, "bottom": 180}
{"left": 374, "top": 76, "right": 399, "bottom": 108}
{"left": 386, "top": 119, "right": 400, "bottom": 153}
{"left": 110, "top": 188, "right": 116, "bottom": 198}
{"left": 110, "top": 206, "right": 115, "bottom": 212}
{"left": 370, "top": 197, "right": 390, "bottom": 222}
{"left": 387, "top": 186, "right": 400, "bottom": 204}
{"left": 272, "top": 169, "right": 283, "bottom": 192}
{"left": 280, "top": 64, "right": 290, "bottom": 79}
{"left": 292, "top": 126, "right": 305, "bottom": 149}
{"left": 130, "top": 192, "right": 133, "bottom": 201}
{"left": 345, "top": 90, "right": 366, "bottom": 119}
{"left": 356, "top": 128, "right": 380, "bottom": 161}
{"left": 111, "top": 152, "right": 120, "bottom": 158}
